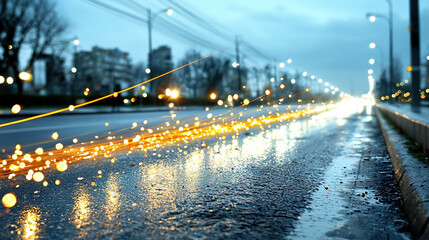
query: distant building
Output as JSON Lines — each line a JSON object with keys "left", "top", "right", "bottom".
{"left": 74, "top": 46, "right": 132, "bottom": 95}
{"left": 150, "top": 45, "right": 174, "bottom": 95}
{"left": 29, "top": 54, "right": 66, "bottom": 95}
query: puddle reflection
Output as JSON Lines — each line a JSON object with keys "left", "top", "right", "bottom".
{"left": 139, "top": 162, "right": 179, "bottom": 217}
{"left": 104, "top": 173, "right": 120, "bottom": 221}
{"left": 72, "top": 185, "right": 92, "bottom": 231}
{"left": 17, "top": 207, "right": 41, "bottom": 240}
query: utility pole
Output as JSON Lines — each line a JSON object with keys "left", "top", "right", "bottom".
{"left": 147, "top": 8, "right": 153, "bottom": 94}
{"left": 253, "top": 67, "right": 260, "bottom": 96}
{"left": 410, "top": 0, "right": 420, "bottom": 112}
{"left": 387, "top": 0, "right": 394, "bottom": 101}
{"left": 273, "top": 59, "right": 277, "bottom": 90}
{"left": 235, "top": 35, "right": 242, "bottom": 94}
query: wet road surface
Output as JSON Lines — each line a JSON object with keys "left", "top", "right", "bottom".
{"left": 0, "top": 105, "right": 411, "bottom": 239}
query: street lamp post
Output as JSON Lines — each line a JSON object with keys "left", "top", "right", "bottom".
{"left": 367, "top": 0, "right": 393, "bottom": 100}
{"left": 409, "top": 0, "right": 420, "bottom": 112}
{"left": 72, "top": 37, "right": 79, "bottom": 95}
{"left": 147, "top": 8, "right": 173, "bottom": 95}
{"left": 369, "top": 42, "right": 385, "bottom": 96}
{"left": 369, "top": 42, "right": 384, "bottom": 72}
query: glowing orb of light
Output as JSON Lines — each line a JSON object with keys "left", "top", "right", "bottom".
{"left": 6, "top": 77, "right": 14, "bottom": 84}
{"left": 265, "top": 89, "right": 271, "bottom": 96}
{"left": 55, "top": 143, "right": 63, "bottom": 150}
{"left": 11, "top": 104, "right": 21, "bottom": 114}
{"left": 165, "top": 88, "right": 172, "bottom": 96}
{"left": 19, "top": 72, "right": 32, "bottom": 81}
{"left": 35, "top": 147, "right": 44, "bottom": 155}
{"left": 171, "top": 89, "right": 179, "bottom": 99}
{"left": 56, "top": 161, "right": 68, "bottom": 172}
{"left": 33, "top": 172, "right": 44, "bottom": 182}
{"left": 210, "top": 93, "right": 217, "bottom": 100}
{"left": 243, "top": 99, "right": 250, "bottom": 105}
{"left": 51, "top": 132, "right": 59, "bottom": 140}
{"left": 2, "top": 193, "right": 17, "bottom": 208}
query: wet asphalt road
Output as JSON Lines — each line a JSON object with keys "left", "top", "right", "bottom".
{"left": 0, "top": 105, "right": 411, "bottom": 239}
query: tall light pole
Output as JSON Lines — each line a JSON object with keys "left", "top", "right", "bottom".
{"left": 409, "top": 0, "right": 420, "bottom": 112}
{"left": 367, "top": 0, "right": 393, "bottom": 100}
{"left": 147, "top": 8, "right": 173, "bottom": 95}
{"left": 72, "top": 37, "right": 79, "bottom": 95}
{"left": 235, "top": 35, "right": 242, "bottom": 94}
{"left": 369, "top": 42, "right": 384, "bottom": 71}
{"left": 369, "top": 42, "right": 385, "bottom": 96}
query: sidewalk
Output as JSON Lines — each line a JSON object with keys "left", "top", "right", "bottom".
{"left": 375, "top": 103, "right": 429, "bottom": 240}
{"left": 380, "top": 103, "right": 429, "bottom": 126}
{"left": 0, "top": 105, "right": 200, "bottom": 118}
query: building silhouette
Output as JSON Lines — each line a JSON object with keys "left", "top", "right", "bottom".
{"left": 150, "top": 45, "right": 174, "bottom": 95}
{"left": 74, "top": 46, "right": 132, "bottom": 95}
{"left": 28, "top": 54, "right": 66, "bottom": 95}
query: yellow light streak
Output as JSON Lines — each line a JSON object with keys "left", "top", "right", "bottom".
{"left": 0, "top": 55, "right": 211, "bottom": 128}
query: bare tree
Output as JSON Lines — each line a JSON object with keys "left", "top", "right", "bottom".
{"left": 202, "top": 56, "right": 230, "bottom": 97}
{"left": 252, "top": 67, "right": 261, "bottom": 96}
{"left": 176, "top": 50, "right": 204, "bottom": 98}
{"left": 0, "top": 0, "right": 68, "bottom": 94}
{"left": 132, "top": 61, "right": 147, "bottom": 95}
{"left": 26, "top": 0, "right": 68, "bottom": 71}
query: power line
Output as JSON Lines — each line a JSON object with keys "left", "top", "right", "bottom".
{"left": 86, "top": 0, "right": 233, "bottom": 56}
{"left": 85, "top": 0, "right": 276, "bottom": 66}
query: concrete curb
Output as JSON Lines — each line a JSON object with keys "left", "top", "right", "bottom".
{"left": 377, "top": 104, "right": 429, "bottom": 154}
{"left": 375, "top": 107, "right": 429, "bottom": 240}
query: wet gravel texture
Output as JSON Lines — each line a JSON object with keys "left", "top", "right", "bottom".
{"left": 322, "top": 113, "right": 410, "bottom": 239}
{"left": 0, "top": 107, "right": 411, "bottom": 239}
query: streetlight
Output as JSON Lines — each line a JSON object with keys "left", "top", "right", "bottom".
{"left": 368, "top": 42, "right": 384, "bottom": 79}
{"left": 366, "top": 0, "right": 393, "bottom": 100}
{"left": 72, "top": 37, "right": 79, "bottom": 95}
{"left": 147, "top": 8, "right": 173, "bottom": 94}
{"left": 19, "top": 72, "right": 32, "bottom": 81}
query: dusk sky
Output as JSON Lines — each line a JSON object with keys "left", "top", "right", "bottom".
{"left": 57, "top": 0, "right": 429, "bottom": 95}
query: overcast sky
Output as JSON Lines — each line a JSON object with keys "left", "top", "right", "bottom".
{"left": 57, "top": 0, "right": 429, "bottom": 95}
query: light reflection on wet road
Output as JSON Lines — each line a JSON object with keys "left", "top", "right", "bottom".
{"left": 0, "top": 104, "right": 408, "bottom": 239}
